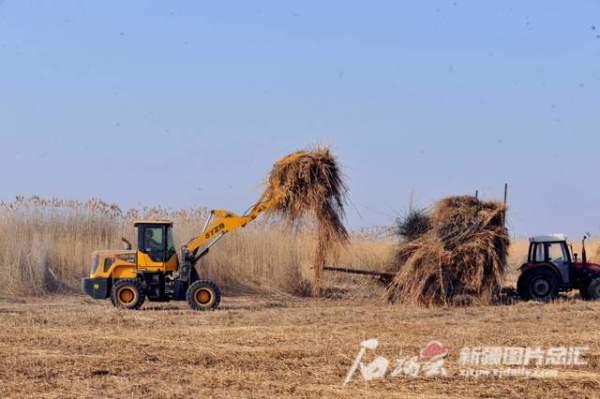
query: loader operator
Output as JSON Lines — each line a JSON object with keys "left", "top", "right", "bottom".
{"left": 145, "top": 229, "right": 163, "bottom": 251}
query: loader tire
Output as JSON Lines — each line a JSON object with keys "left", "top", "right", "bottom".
{"left": 584, "top": 277, "right": 600, "bottom": 301}
{"left": 111, "top": 279, "right": 145, "bottom": 310}
{"left": 517, "top": 269, "right": 559, "bottom": 302}
{"left": 186, "top": 280, "right": 221, "bottom": 311}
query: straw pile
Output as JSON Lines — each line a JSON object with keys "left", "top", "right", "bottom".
{"left": 386, "top": 196, "right": 509, "bottom": 305}
{"left": 262, "top": 147, "right": 348, "bottom": 296}
{"left": 396, "top": 208, "right": 431, "bottom": 242}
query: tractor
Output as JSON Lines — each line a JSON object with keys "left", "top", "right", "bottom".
{"left": 517, "top": 234, "right": 600, "bottom": 301}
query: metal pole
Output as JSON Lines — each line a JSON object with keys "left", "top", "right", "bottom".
{"left": 503, "top": 183, "right": 508, "bottom": 227}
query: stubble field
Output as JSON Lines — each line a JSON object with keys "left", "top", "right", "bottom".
{"left": 1, "top": 293, "right": 599, "bottom": 399}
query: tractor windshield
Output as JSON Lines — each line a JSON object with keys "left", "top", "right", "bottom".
{"left": 548, "top": 243, "right": 567, "bottom": 263}
{"left": 530, "top": 241, "right": 570, "bottom": 264}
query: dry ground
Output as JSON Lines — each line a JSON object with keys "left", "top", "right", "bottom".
{"left": 1, "top": 294, "right": 599, "bottom": 399}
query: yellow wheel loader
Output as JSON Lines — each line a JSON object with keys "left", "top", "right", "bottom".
{"left": 82, "top": 194, "right": 277, "bottom": 311}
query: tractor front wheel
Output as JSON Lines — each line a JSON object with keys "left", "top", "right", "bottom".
{"left": 517, "top": 269, "right": 559, "bottom": 302}
{"left": 186, "top": 280, "right": 221, "bottom": 311}
{"left": 111, "top": 280, "right": 146, "bottom": 310}
{"left": 583, "top": 277, "right": 600, "bottom": 301}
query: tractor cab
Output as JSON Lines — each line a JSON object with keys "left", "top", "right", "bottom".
{"left": 518, "top": 234, "right": 600, "bottom": 301}
{"left": 526, "top": 234, "right": 573, "bottom": 285}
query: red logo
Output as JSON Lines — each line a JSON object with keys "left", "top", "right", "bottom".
{"left": 420, "top": 341, "right": 449, "bottom": 360}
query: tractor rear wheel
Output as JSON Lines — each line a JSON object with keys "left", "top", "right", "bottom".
{"left": 186, "top": 280, "right": 221, "bottom": 311}
{"left": 111, "top": 280, "right": 145, "bottom": 310}
{"left": 583, "top": 277, "right": 600, "bottom": 301}
{"left": 517, "top": 269, "right": 559, "bottom": 301}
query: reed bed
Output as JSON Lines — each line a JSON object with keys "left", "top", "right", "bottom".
{"left": 0, "top": 196, "right": 385, "bottom": 297}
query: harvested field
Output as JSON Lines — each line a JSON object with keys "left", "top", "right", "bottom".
{"left": 1, "top": 295, "right": 599, "bottom": 399}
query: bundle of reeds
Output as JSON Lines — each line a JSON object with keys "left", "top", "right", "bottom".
{"left": 386, "top": 196, "right": 509, "bottom": 305}
{"left": 396, "top": 208, "right": 431, "bottom": 242}
{"left": 262, "top": 147, "right": 348, "bottom": 296}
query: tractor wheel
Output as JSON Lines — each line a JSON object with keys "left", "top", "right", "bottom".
{"left": 583, "top": 277, "right": 600, "bottom": 301}
{"left": 516, "top": 273, "right": 530, "bottom": 300}
{"left": 579, "top": 286, "right": 590, "bottom": 300}
{"left": 186, "top": 280, "right": 221, "bottom": 311}
{"left": 517, "top": 269, "right": 559, "bottom": 301}
{"left": 111, "top": 280, "right": 145, "bottom": 310}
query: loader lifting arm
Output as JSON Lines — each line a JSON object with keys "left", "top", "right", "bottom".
{"left": 182, "top": 151, "right": 307, "bottom": 262}
{"left": 175, "top": 151, "right": 309, "bottom": 285}
{"left": 179, "top": 192, "right": 279, "bottom": 274}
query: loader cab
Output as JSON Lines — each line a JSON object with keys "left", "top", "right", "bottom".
{"left": 134, "top": 221, "right": 177, "bottom": 263}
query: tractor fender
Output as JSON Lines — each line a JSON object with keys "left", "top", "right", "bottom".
{"left": 519, "top": 263, "right": 562, "bottom": 280}
{"left": 573, "top": 265, "right": 600, "bottom": 286}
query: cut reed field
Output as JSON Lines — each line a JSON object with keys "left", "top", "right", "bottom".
{"left": 1, "top": 295, "right": 599, "bottom": 399}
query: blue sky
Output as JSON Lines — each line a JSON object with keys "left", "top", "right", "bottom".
{"left": 1, "top": 1, "right": 599, "bottom": 237}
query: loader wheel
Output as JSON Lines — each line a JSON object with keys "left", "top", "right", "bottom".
{"left": 186, "top": 280, "right": 221, "bottom": 311}
{"left": 517, "top": 269, "right": 559, "bottom": 301}
{"left": 584, "top": 277, "right": 600, "bottom": 301}
{"left": 111, "top": 280, "right": 145, "bottom": 310}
